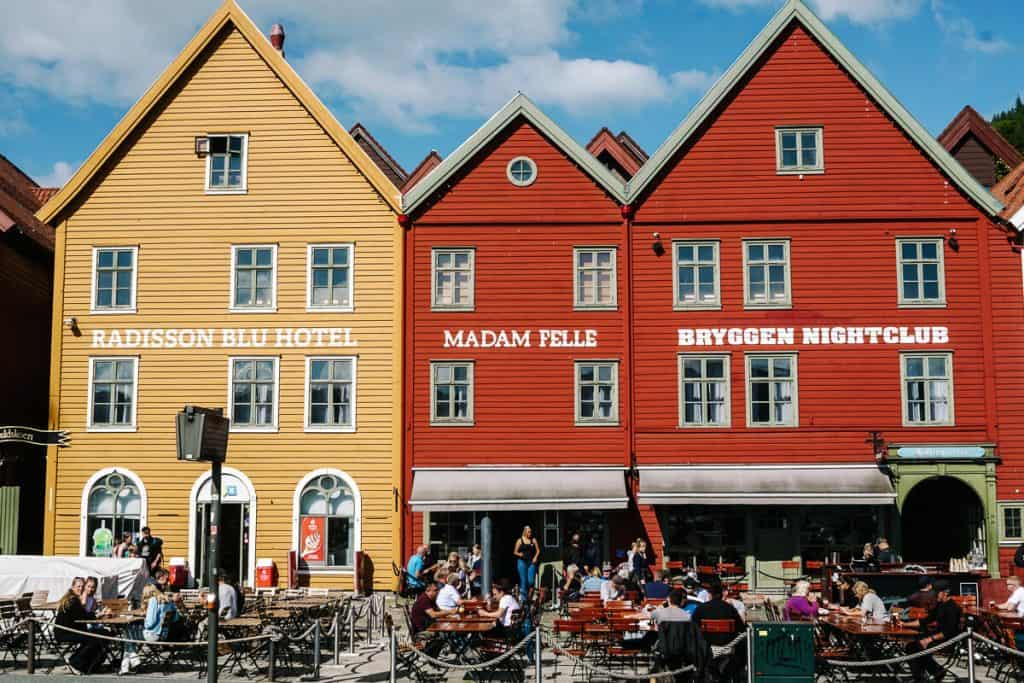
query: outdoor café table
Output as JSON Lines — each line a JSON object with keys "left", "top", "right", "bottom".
{"left": 76, "top": 615, "right": 142, "bottom": 670}
{"left": 219, "top": 616, "right": 265, "bottom": 675}
{"left": 425, "top": 619, "right": 495, "bottom": 664}
{"left": 966, "top": 605, "right": 1024, "bottom": 625}
{"left": 821, "top": 612, "right": 919, "bottom": 664}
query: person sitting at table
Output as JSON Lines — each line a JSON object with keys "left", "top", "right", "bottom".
{"left": 645, "top": 571, "right": 671, "bottom": 601}
{"left": 875, "top": 538, "right": 897, "bottom": 564}
{"left": 55, "top": 577, "right": 107, "bottom": 674}
{"left": 693, "top": 583, "right": 745, "bottom": 645}
{"left": 725, "top": 584, "right": 747, "bottom": 620}
{"left": 406, "top": 545, "right": 438, "bottom": 595}
{"left": 410, "top": 582, "right": 455, "bottom": 636}
{"left": 143, "top": 583, "right": 185, "bottom": 643}
{"left": 994, "top": 575, "right": 1024, "bottom": 618}
{"left": 478, "top": 579, "right": 520, "bottom": 638}
{"left": 437, "top": 573, "right": 463, "bottom": 612}
{"left": 784, "top": 580, "right": 819, "bottom": 621}
{"left": 601, "top": 574, "right": 626, "bottom": 604}
{"left": 467, "top": 547, "right": 483, "bottom": 597}
{"left": 908, "top": 576, "right": 938, "bottom": 611}
{"left": 854, "top": 543, "right": 880, "bottom": 572}
{"left": 581, "top": 566, "right": 605, "bottom": 593}
{"left": 562, "top": 564, "right": 583, "bottom": 603}
{"left": 81, "top": 576, "right": 102, "bottom": 616}
{"left": 842, "top": 580, "right": 886, "bottom": 621}
{"left": 902, "top": 580, "right": 962, "bottom": 682}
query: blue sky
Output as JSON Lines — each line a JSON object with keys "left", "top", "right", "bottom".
{"left": 1, "top": 0, "right": 1021, "bottom": 188}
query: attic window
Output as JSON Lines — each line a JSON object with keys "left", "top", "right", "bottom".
{"left": 506, "top": 156, "right": 537, "bottom": 187}
{"left": 206, "top": 133, "right": 248, "bottom": 193}
{"left": 776, "top": 127, "right": 823, "bottom": 174}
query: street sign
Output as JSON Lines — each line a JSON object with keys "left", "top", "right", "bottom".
{"left": 0, "top": 426, "right": 70, "bottom": 448}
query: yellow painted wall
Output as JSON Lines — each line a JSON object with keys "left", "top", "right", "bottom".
{"left": 46, "top": 24, "right": 400, "bottom": 589}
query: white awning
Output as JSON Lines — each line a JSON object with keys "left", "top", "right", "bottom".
{"left": 637, "top": 464, "right": 895, "bottom": 506}
{"left": 409, "top": 467, "right": 629, "bottom": 512}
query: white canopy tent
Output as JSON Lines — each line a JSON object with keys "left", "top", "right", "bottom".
{"left": 0, "top": 555, "right": 146, "bottom": 601}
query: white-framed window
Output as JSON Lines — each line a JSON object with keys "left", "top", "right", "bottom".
{"left": 574, "top": 247, "right": 617, "bottom": 309}
{"left": 746, "top": 353, "right": 798, "bottom": 427}
{"left": 228, "top": 357, "right": 279, "bottom": 431}
{"left": 430, "top": 361, "right": 474, "bottom": 425}
{"left": 575, "top": 361, "right": 619, "bottom": 426}
{"left": 674, "top": 240, "right": 720, "bottom": 309}
{"left": 80, "top": 468, "right": 146, "bottom": 557}
{"left": 305, "top": 357, "right": 356, "bottom": 432}
{"left": 230, "top": 245, "right": 277, "bottom": 312}
{"left": 743, "top": 239, "right": 791, "bottom": 308}
{"left": 679, "top": 354, "right": 730, "bottom": 427}
{"left": 205, "top": 133, "right": 248, "bottom": 193}
{"left": 776, "top": 127, "right": 823, "bottom": 174}
{"left": 506, "top": 156, "right": 537, "bottom": 187}
{"left": 901, "top": 352, "right": 954, "bottom": 426}
{"left": 543, "top": 511, "right": 560, "bottom": 549}
{"left": 87, "top": 357, "right": 138, "bottom": 432}
{"left": 1000, "top": 503, "right": 1024, "bottom": 543}
{"left": 432, "top": 248, "right": 475, "bottom": 311}
{"left": 91, "top": 247, "right": 138, "bottom": 313}
{"left": 897, "top": 238, "right": 946, "bottom": 307}
{"left": 307, "top": 244, "right": 354, "bottom": 312}
{"left": 294, "top": 469, "right": 361, "bottom": 571}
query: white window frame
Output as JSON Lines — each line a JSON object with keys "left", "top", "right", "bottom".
{"left": 673, "top": 240, "right": 721, "bottom": 310}
{"left": 87, "top": 356, "right": 139, "bottom": 432}
{"left": 506, "top": 156, "right": 538, "bottom": 187}
{"left": 78, "top": 467, "right": 148, "bottom": 557}
{"left": 431, "top": 248, "right": 475, "bottom": 311}
{"left": 745, "top": 353, "right": 799, "bottom": 427}
{"left": 90, "top": 246, "right": 138, "bottom": 314}
{"left": 775, "top": 126, "right": 824, "bottom": 174}
{"left": 304, "top": 356, "right": 357, "bottom": 433}
{"left": 292, "top": 468, "right": 362, "bottom": 574}
{"left": 227, "top": 356, "right": 280, "bottom": 433}
{"left": 204, "top": 133, "right": 249, "bottom": 194}
{"left": 999, "top": 503, "right": 1024, "bottom": 544}
{"left": 229, "top": 244, "right": 278, "bottom": 313}
{"left": 900, "top": 351, "right": 955, "bottom": 427}
{"left": 743, "top": 238, "right": 792, "bottom": 309}
{"left": 678, "top": 353, "right": 731, "bottom": 428}
{"left": 574, "top": 360, "right": 620, "bottom": 426}
{"left": 573, "top": 246, "right": 617, "bottom": 310}
{"left": 430, "top": 361, "right": 475, "bottom": 426}
{"left": 306, "top": 243, "right": 355, "bottom": 312}
{"left": 896, "top": 237, "right": 947, "bottom": 308}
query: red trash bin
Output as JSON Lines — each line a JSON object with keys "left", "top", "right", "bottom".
{"left": 256, "top": 558, "right": 277, "bottom": 588}
{"left": 168, "top": 557, "right": 187, "bottom": 589}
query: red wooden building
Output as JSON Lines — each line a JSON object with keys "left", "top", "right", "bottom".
{"left": 625, "top": 0, "right": 1024, "bottom": 587}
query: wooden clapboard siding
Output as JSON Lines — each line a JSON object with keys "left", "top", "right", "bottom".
{"left": 47, "top": 22, "right": 400, "bottom": 589}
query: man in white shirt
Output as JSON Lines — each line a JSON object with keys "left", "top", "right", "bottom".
{"left": 601, "top": 575, "right": 625, "bottom": 604}
{"left": 437, "top": 573, "right": 463, "bottom": 612}
{"left": 216, "top": 571, "right": 238, "bottom": 620}
{"left": 996, "top": 576, "right": 1024, "bottom": 617}
{"left": 480, "top": 579, "right": 520, "bottom": 635}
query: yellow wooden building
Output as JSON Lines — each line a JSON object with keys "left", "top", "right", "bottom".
{"left": 37, "top": 0, "right": 402, "bottom": 589}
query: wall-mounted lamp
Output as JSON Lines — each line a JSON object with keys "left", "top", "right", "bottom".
{"left": 194, "top": 136, "right": 210, "bottom": 157}
{"left": 652, "top": 232, "right": 665, "bottom": 256}
{"left": 947, "top": 227, "right": 959, "bottom": 252}
{"left": 64, "top": 317, "right": 81, "bottom": 337}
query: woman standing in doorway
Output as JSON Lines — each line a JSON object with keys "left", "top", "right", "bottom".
{"left": 514, "top": 526, "right": 540, "bottom": 603}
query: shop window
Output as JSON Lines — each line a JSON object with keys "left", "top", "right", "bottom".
{"left": 574, "top": 247, "right": 616, "bottom": 309}
{"left": 427, "top": 512, "right": 479, "bottom": 559}
{"left": 743, "top": 239, "right": 791, "bottom": 308}
{"left": 305, "top": 357, "right": 355, "bottom": 431}
{"left": 230, "top": 245, "right": 276, "bottom": 311}
{"left": 230, "top": 357, "right": 278, "bottom": 431}
{"left": 543, "top": 511, "right": 560, "bottom": 549}
{"left": 575, "top": 361, "right": 619, "bottom": 425}
{"left": 83, "top": 470, "right": 143, "bottom": 557}
{"left": 800, "top": 507, "right": 880, "bottom": 562}
{"left": 88, "top": 357, "right": 138, "bottom": 431}
{"left": 296, "top": 471, "right": 358, "bottom": 569}
{"left": 658, "top": 506, "right": 747, "bottom": 568}
{"left": 897, "top": 238, "right": 945, "bottom": 307}
{"left": 430, "top": 361, "right": 474, "bottom": 425}
{"left": 92, "top": 247, "right": 137, "bottom": 312}
{"left": 674, "top": 241, "right": 720, "bottom": 309}
{"left": 901, "top": 352, "right": 954, "bottom": 426}
{"left": 679, "top": 354, "right": 730, "bottom": 427}
{"left": 1001, "top": 504, "right": 1024, "bottom": 542}
{"left": 308, "top": 244, "right": 353, "bottom": 311}
{"left": 776, "top": 127, "right": 823, "bottom": 173}
{"left": 745, "top": 353, "right": 798, "bottom": 427}
{"left": 432, "top": 248, "right": 474, "bottom": 310}
{"left": 205, "top": 133, "right": 247, "bottom": 193}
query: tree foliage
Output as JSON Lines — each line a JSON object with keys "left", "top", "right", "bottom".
{"left": 992, "top": 96, "right": 1024, "bottom": 156}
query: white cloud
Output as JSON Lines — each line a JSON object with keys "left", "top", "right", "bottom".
{"left": 36, "top": 160, "right": 76, "bottom": 188}
{"left": 699, "top": 0, "right": 920, "bottom": 25}
{"left": 931, "top": 0, "right": 1010, "bottom": 55}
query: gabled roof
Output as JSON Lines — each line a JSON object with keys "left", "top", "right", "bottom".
{"left": 0, "top": 154, "right": 55, "bottom": 251}
{"left": 402, "top": 150, "right": 443, "bottom": 193}
{"left": 402, "top": 93, "right": 628, "bottom": 213}
{"left": 37, "top": 0, "right": 401, "bottom": 224}
{"left": 938, "top": 106, "right": 1024, "bottom": 169}
{"left": 626, "top": 0, "right": 1005, "bottom": 217}
{"left": 586, "top": 127, "right": 647, "bottom": 180}
{"left": 993, "top": 161, "right": 1024, "bottom": 229}
{"left": 615, "top": 131, "right": 649, "bottom": 164}
{"left": 349, "top": 122, "right": 408, "bottom": 188}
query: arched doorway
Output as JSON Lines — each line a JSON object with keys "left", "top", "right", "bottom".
{"left": 188, "top": 468, "right": 256, "bottom": 587}
{"left": 901, "top": 476, "right": 984, "bottom": 562}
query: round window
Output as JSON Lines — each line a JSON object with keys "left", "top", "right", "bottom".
{"left": 506, "top": 156, "right": 537, "bottom": 187}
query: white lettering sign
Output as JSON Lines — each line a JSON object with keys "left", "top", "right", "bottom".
{"left": 91, "top": 328, "right": 358, "bottom": 349}
{"left": 677, "top": 326, "right": 949, "bottom": 347}
{"left": 442, "top": 329, "right": 598, "bottom": 349}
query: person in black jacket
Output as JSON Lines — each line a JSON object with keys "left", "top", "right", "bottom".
{"left": 902, "top": 580, "right": 961, "bottom": 682}
{"left": 563, "top": 532, "right": 584, "bottom": 569}
{"left": 54, "top": 579, "right": 108, "bottom": 674}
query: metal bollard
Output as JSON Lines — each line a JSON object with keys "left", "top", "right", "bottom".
{"left": 26, "top": 619, "right": 35, "bottom": 674}
{"left": 312, "top": 620, "right": 322, "bottom": 681}
{"left": 967, "top": 628, "right": 976, "bottom": 683}
{"left": 366, "top": 599, "right": 374, "bottom": 647}
{"left": 348, "top": 606, "right": 356, "bottom": 655}
{"left": 388, "top": 624, "right": 397, "bottom": 683}
{"left": 746, "top": 625, "right": 754, "bottom": 683}
{"left": 268, "top": 637, "right": 276, "bottom": 682}
{"left": 534, "top": 629, "right": 542, "bottom": 682}
{"left": 333, "top": 609, "right": 341, "bottom": 665}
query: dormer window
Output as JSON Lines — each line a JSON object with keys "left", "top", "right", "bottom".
{"left": 206, "top": 134, "right": 248, "bottom": 193}
{"left": 776, "top": 127, "right": 823, "bottom": 174}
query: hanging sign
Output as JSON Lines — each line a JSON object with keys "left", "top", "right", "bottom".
{"left": 0, "top": 426, "right": 71, "bottom": 447}
{"left": 677, "top": 325, "right": 949, "bottom": 347}
{"left": 91, "top": 327, "right": 358, "bottom": 349}
{"left": 299, "top": 516, "right": 325, "bottom": 562}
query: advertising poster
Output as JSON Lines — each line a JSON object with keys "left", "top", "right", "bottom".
{"left": 299, "top": 516, "right": 324, "bottom": 562}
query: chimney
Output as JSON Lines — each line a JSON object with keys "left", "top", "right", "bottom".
{"left": 270, "top": 23, "right": 285, "bottom": 57}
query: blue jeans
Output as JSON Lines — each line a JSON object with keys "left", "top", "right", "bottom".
{"left": 517, "top": 559, "right": 536, "bottom": 601}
